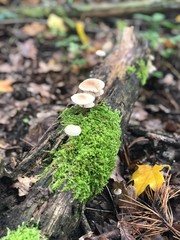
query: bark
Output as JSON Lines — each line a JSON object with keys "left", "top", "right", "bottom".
{"left": 0, "top": 27, "right": 148, "bottom": 239}
{"left": 0, "top": 0, "right": 179, "bottom": 21}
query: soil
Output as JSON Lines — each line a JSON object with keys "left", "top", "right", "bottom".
{"left": 0, "top": 1, "right": 179, "bottom": 239}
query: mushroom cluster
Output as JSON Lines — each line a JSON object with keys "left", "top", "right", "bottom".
{"left": 64, "top": 78, "right": 105, "bottom": 137}
{"left": 71, "top": 78, "right": 105, "bottom": 108}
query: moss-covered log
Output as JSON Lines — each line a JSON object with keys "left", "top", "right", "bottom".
{"left": 0, "top": 27, "right": 149, "bottom": 240}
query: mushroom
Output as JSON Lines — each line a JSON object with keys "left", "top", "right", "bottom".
{"left": 71, "top": 93, "right": 95, "bottom": 106}
{"left": 83, "top": 102, "right": 95, "bottom": 108}
{"left": 64, "top": 124, "right": 81, "bottom": 136}
{"left": 79, "top": 78, "right": 105, "bottom": 93}
{"left": 95, "top": 49, "right": 106, "bottom": 57}
{"left": 94, "top": 89, "right": 104, "bottom": 97}
{"left": 113, "top": 188, "right": 122, "bottom": 196}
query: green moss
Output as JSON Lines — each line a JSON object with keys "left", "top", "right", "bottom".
{"left": 127, "top": 59, "right": 149, "bottom": 86}
{"left": 44, "top": 103, "right": 121, "bottom": 203}
{"left": 1, "top": 223, "right": 47, "bottom": 240}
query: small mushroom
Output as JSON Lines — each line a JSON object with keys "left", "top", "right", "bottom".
{"left": 64, "top": 124, "right": 81, "bottom": 136}
{"left": 71, "top": 93, "right": 95, "bottom": 106}
{"left": 79, "top": 78, "right": 105, "bottom": 93}
{"left": 83, "top": 102, "right": 95, "bottom": 108}
{"left": 95, "top": 49, "right": 106, "bottom": 57}
{"left": 113, "top": 188, "right": 122, "bottom": 196}
{"left": 94, "top": 89, "right": 104, "bottom": 97}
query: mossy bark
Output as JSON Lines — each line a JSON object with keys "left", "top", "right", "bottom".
{"left": 0, "top": 27, "right": 149, "bottom": 239}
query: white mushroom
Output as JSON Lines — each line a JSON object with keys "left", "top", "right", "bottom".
{"left": 94, "top": 89, "right": 104, "bottom": 97}
{"left": 79, "top": 78, "right": 105, "bottom": 93}
{"left": 113, "top": 188, "right": 122, "bottom": 196}
{"left": 64, "top": 124, "right": 81, "bottom": 136}
{"left": 95, "top": 49, "right": 106, "bottom": 57}
{"left": 71, "top": 93, "right": 95, "bottom": 106}
{"left": 83, "top": 102, "right": 95, "bottom": 108}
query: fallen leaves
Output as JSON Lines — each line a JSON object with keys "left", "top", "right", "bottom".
{"left": 13, "top": 176, "right": 38, "bottom": 196}
{"left": 18, "top": 39, "right": 38, "bottom": 59}
{"left": 22, "top": 22, "right": 46, "bottom": 36}
{"left": 130, "top": 164, "right": 170, "bottom": 196}
{"left": 0, "top": 79, "right": 14, "bottom": 93}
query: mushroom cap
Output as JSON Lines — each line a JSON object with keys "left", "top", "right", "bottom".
{"left": 71, "top": 93, "right": 95, "bottom": 105}
{"left": 79, "top": 78, "right": 105, "bottom": 93}
{"left": 94, "top": 89, "right": 104, "bottom": 97}
{"left": 64, "top": 124, "right": 81, "bottom": 136}
{"left": 114, "top": 188, "right": 122, "bottom": 196}
{"left": 83, "top": 102, "right": 95, "bottom": 108}
{"left": 96, "top": 49, "right": 106, "bottom": 57}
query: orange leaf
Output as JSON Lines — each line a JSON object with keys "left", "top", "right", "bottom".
{"left": 0, "top": 79, "right": 14, "bottom": 93}
{"left": 130, "top": 164, "right": 170, "bottom": 197}
{"left": 22, "top": 22, "right": 45, "bottom": 36}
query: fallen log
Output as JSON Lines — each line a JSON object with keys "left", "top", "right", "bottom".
{"left": 0, "top": 0, "right": 179, "bottom": 21}
{"left": 0, "top": 27, "right": 149, "bottom": 239}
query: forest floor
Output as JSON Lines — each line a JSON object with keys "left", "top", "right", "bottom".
{"left": 0, "top": 1, "right": 179, "bottom": 239}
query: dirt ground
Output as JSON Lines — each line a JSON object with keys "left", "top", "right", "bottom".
{"left": 0, "top": 1, "right": 179, "bottom": 239}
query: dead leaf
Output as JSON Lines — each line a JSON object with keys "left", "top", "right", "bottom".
{"left": 0, "top": 0, "right": 8, "bottom": 5}
{"left": 0, "top": 63, "right": 17, "bottom": 73}
{"left": 37, "top": 59, "right": 62, "bottom": 73}
{"left": 28, "top": 82, "right": 51, "bottom": 98}
{"left": 130, "top": 164, "right": 170, "bottom": 196}
{"left": 110, "top": 157, "right": 124, "bottom": 183}
{"left": 18, "top": 39, "right": 38, "bottom": 59}
{"left": 131, "top": 102, "right": 148, "bottom": 121}
{"left": 143, "top": 118, "right": 163, "bottom": 131}
{"left": 0, "top": 79, "right": 14, "bottom": 93}
{"left": 47, "top": 14, "right": 67, "bottom": 33}
{"left": 13, "top": 176, "right": 38, "bottom": 196}
{"left": 22, "top": 22, "right": 46, "bottom": 36}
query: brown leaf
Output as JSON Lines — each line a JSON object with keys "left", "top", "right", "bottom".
{"left": 110, "top": 157, "right": 123, "bottom": 183}
{"left": 0, "top": 79, "right": 14, "bottom": 93}
{"left": 13, "top": 176, "right": 38, "bottom": 196}
{"left": 37, "top": 60, "right": 62, "bottom": 73}
{"left": 143, "top": 118, "right": 163, "bottom": 131}
{"left": 18, "top": 39, "right": 38, "bottom": 59}
{"left": 22, "top": 22, "right": 46, "bottom": 36}
{"left": 131, "top": 102, "right": 148, "bottom": 121}
{"left": 0, "top": 0, "right": 9, "bottom": 5}
{"left": 0, "top": 63, "right": 16, "bottom": 73}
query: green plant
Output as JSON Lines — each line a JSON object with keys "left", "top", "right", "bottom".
{"left": 127, "top": 59, "right": 149, "bottom": 86}
{"left": 133, "top": 13, "right": 179, "bottom": 58}
{"left": 43, "top": 103, "right": 121, "bottom": 203}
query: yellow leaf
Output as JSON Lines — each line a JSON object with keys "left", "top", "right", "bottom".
{"left": 47, "top": 14, "right": 67, "bottom": 33}
{"left": 175, "top": 14, "right": 180, "bottom": 22}
{"left": 130, "top": 164, "right": 170, "bottom": 196}
{"left": 0, "top": 79, "right": 14, "bottom": 93}
{"left": 76, "top": 21, "right": 90, "bottom": 46}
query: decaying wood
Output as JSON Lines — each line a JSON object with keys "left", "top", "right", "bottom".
{"left": 0, "top": 0, "right": 179, "bottom": 21}
{"left": 0, "top": 27, "right": 148, "bottom": 239}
